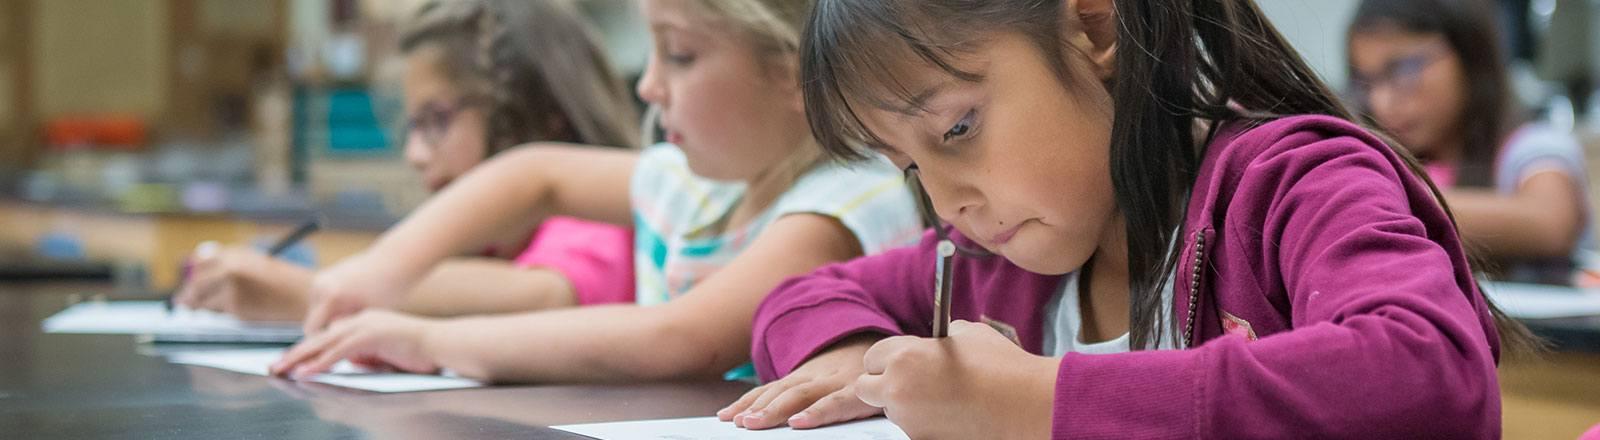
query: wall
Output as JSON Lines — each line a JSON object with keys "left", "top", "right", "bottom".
{"left": 31, "top": 1, "right": 171, "bottom": 120}
{"left": 0, "top": 0, "right": 14, "bottom": 127}
{"left": 1259, "top": 0, "right": 1361, "bottom": 89}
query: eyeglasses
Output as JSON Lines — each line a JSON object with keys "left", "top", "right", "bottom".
{"left": 1352, "top": 44, "right": 1447, "bottom": 97}
{"left": 402, "top": 98, "right": 483, "bottom": 150}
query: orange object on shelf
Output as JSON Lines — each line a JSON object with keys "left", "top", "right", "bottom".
{"left": 43, "top": 115, "right": 148, "bottom": 150}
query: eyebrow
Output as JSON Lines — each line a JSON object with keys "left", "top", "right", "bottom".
{"left": 879, "top": 82, "right": 950, "bottom": 116}
{"left": 649, "top": 22, "right": 679, "bottom": 34}
{"left": 648, "top": 16, "right": 695, "bottom": 36}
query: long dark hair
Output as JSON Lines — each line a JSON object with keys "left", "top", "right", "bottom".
{"left": 400, "top": 0, "right": 640, "bottom": 154}
{"left": 801, "top": 0, "right": 1536, "bottom": 353}
{"left": 1347, "top": 0, "right": 1520, "bottom": 188}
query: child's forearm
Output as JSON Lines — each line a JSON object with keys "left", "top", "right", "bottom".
{"left": 418, "top": 214, "right": 864, "bottom": 384}
{"left": 363, "top": 145, "right": 638, "bottom": 292}
{"left": 423, "top": 304, "right": 737, "bottom": 383}
{"left": 234, "top": 258, "right": 316, "bottom": 321}
{"left": 397, "top": 259, "right": 578, "bottom": 317}
{"left": 364, "top": 151, "right": 562, "bottom": 285}
{"left": 1445, "top": 178, "right": 1585, "bottom": 259}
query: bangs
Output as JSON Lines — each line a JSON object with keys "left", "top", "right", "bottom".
{"left": 801, "top": 0, "right": 988, "bottom": 161}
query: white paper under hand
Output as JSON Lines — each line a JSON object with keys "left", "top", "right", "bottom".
{"left": 552, "top": 416, "right": 909, "bottom": 440}
{"left": 43, "top": 300, "right": 303, "bottom": 343}
{"left": 165, "top": 348, "right": 482, "bottom": 393}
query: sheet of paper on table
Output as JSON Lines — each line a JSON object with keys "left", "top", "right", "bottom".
{"left": 166, "top": 347, "right": 482, "bottom": 393}
{"left": 552, "top": 416, "right": 909, "bottom": 440}
{"left": 43, "top": 300, "right": 303, "bottom": 343}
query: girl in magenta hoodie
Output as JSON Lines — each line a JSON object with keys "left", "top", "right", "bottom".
{"left": 720, "top": 0, "right": 1537, "bottom": 438}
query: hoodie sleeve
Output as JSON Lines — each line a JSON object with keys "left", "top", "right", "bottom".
{"left": 750, "top": 229, "right": 940, "bottom": 383}
{"left": 1050, "top": 123, "right": 1501, "bottom": 439}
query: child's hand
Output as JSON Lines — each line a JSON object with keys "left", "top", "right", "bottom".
{"left": 720, "top": 335, "right": 882, "bottom": 430}
{"left": 270, "top": 309, "right": 442, "bottom": 379}
{"left": 173, "top": 244, "right": 311, "bottom": 321}
{"left": 855, "top": 320, "right": 1060, "bottom": 440}
{"left": 302, "top": 254, "right": 413, "bottom": 334}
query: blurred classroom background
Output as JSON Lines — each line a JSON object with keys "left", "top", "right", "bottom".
{"left": 0, "top": 0, "right": 648, "bottom": 290}
{"left": 0, "top": 1, "right": 1597, "bottom": 438}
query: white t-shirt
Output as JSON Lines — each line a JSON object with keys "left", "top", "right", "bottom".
{"left": 1041, "top": 270, "right": 1176, "bottom": 356}
{"left": 628, "top": 143, "right": 926, "bottom": 306}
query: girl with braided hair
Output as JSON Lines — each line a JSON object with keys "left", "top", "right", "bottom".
{"left": 268, "top": 0, "right": 925, "bottom": 385}
{"left": 175, "top": 0, "right": 640, "bottom": 321}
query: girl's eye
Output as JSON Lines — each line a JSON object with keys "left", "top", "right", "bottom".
{"left": 942, "top": 110, "right": 976, "bottom": 142}
{"left": 666, "top": 52, "right": 695, "bottom": 65}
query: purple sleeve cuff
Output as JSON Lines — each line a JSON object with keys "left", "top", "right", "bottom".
{"left": 753, "top": 297, "right": 902, "bottom": 382}
{"left": 1052, "top": 349, "right": 1204, "bottom": 439}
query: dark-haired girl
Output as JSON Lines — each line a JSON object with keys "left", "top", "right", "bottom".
{"left": 1349, "top": 0, "right": 1593, "bottom": 286}
{"left": 726, "top": 0, "right": 1533, "bottom": 437}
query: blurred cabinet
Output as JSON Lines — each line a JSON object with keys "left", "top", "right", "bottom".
{"left": 1, "top": 0, "right": 34, "bottom": 173}
{"left": 31, "top": 1, "right": 170, "bottom": 122}
{"left": 295, "top": 85, "right": 425, "bottom": 213}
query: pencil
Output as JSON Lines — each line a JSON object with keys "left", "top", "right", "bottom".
{"left": 932, "top": 239, "right": 955, "bottom": 337}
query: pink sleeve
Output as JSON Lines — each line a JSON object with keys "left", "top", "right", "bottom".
{"left": 514, "top": 216, "right": 635, "bottom": 305}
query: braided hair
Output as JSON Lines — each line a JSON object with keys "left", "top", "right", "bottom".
{"left": 400, "top": 0, "right": 640, "bottom": 155}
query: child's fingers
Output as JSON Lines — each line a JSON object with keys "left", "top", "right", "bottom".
{"left": 270, "top": 340, "right": 324, "bottom": 377}
{"left": 738, "top": 382, "right": 835, "bottom": 430}
{"left": 292, "top": 332, "right": 365, "bottom": 379}
{"left": 732, "top": 379, "right": 801, "bottom": 428}
{"left": 271, "top": 322, "right": 350, "bottom": 376}
{"left": 861, "top": 335, "right": 918, "bottom": 375}
{"left": 172, "top": 262, "right": 225, "bottom": 309}
{"left": 349, "top": 355, "right": 388, "bottom": 371}
{"left": 787, "top": 386, "right": 880, "bottom": 430}
{"left": 302, "top": 300, "right": 335, "bottom": 335}
{"left": 719, "top": 383, "right": 773, "bottom": 421}
{"left": 193, "top": 283, "right": 235, "bottom": 314}
{"left": 189, "top": 272, "right": 241, "bottom": 313}
{"left": 171, "top": 278, "right": 205, "bottom": 309}
{"left": 853, "top": 373, "right": 889, "bottom": 409}
{"left": 947, "top": 319, "right": 983, "bottom": 335}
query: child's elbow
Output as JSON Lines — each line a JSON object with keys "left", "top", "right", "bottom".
{"left": 1410, "top": 345, "right": 1501, "bottom": 436}
{"left": 1533, "top": 226, "right": 1582, "bottom": 258}
{"left": 1525, "top": 207, "right": 1586, "bottom": 258}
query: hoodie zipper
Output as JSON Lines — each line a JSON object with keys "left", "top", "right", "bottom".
{"left": 1182, "top": 230, "right": 1207, "bottom": 348}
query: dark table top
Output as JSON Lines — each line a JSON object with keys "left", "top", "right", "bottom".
{"left": 0, "top": 283, "right": 753, "bottom": 439}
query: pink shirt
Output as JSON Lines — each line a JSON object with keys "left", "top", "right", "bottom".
{"left": 1582, "top": 423, "right": 1600, "bottom": 440}
{"left": 513, "top": 216, "right": 634, "bottom": 305}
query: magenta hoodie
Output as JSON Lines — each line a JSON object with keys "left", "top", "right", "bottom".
{"left": 751, "top": 115, "right": 1503, "bottom": 438}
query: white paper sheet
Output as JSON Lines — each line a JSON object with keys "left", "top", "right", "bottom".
{"left": 165, "top": 348, "right": 483, "bottom": 393}
{"left": 42, "top": 301, "right": 303, "bottom": 343}
{"left": 552, "top": 416, "right": 909, "bottom": 440}
{"left": 1481, "top": 282, "right": 1600, "bottom": 319}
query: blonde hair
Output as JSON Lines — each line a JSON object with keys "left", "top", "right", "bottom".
{"left": 691, "top": 0, "right": 810, "bottom": 58}
{"left": 651, "top": 0, "right": 826, "bottom": 188}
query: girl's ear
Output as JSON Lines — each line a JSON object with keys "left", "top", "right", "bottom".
{"left": 1064, "top": 0, "right": 1118, "bottom": 79}
{"left": 776, "top": 56, "right": 806, "bottom": 114}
